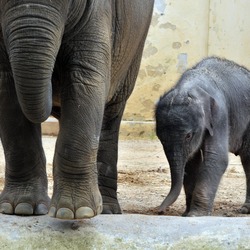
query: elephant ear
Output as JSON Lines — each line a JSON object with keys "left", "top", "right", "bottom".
{"left": 205, "top": 96, "right": 216, "bottom": 136}
{"left": 197, "top": 87, "right": 216, "bottom": 137}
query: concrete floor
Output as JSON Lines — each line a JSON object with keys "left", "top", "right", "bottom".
{"left": 0, "top": 214, "right": 250, "bottom": 249}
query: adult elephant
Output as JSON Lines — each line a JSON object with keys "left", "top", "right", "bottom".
{"left": 0, "top": 0, "right": 154, "bottom": 219}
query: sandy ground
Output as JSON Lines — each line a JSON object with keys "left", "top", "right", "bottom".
{"left": 0, "top": 136, "right": 248, "bottom": 217}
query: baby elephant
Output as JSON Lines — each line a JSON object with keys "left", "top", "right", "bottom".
{"left": 155, "top": 57, "right": 250, "bottom": 216}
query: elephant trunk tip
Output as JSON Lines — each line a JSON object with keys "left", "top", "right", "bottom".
{"left": 17, "top": 85, "right": 53, "bottom": 124}
{"left": 9, "top": 62, "right": 53, "bottom": 124}
{"left": 25, "top": 108, "right": 52, "bottom": 124}
{"left": 157, "top": 197, "right": 177, "bottom": 215}
{"left": 157, "top": 185, "right": 182, "bottom": 214}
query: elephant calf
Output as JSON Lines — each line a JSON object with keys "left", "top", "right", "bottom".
{"left": 155, "top": 57, "right": 250, "bottom": 216}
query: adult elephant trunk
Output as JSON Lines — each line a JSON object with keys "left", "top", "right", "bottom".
{"left": 2, "top": 1, "right": 68, "bottom": 123}
{"left": 158, "top": 147, "right": 185, "bottom": 214}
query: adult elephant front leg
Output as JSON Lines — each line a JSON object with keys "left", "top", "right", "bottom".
{"left": 0, "top": 65, "right": 50, "bottom": 215}
{"left": 49, "top": 41, "right": 111, "bottom": 220}
{"left": 48, "top": 2, "right": 112, "bottom": 219}
{"left": 50, "top": 84, "right": 105, "bottom": 219}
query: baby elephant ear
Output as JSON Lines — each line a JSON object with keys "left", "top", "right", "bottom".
{"left": 204, "top": 95, "right": 217, "bottom": 137}
{"left": 197, "top": 87, "right": 216, "bottom": 137}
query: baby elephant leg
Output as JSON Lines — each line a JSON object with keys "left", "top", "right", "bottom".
{"left": 183, "top": 150, "right": 202, "bottom": 216}
{"left": 187, "top": 151, "right": 228, "bottom": 216}
{"left": 240, "top": 154, "right": 250, "bottom": 214}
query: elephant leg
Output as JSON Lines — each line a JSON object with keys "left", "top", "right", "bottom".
{"left": 182, "top": 150, "right": 202, "bottom": 216}
{"left": 97, "top": 98, "right": 126, "bottom": 214}
{"left": 98, "top": 54, "right": 143, "bottom": 214}
{"left": 49, "top": 94, "right": 104, "bottom": 219}
{"left": 187, "top": 144, "right": 228, "bottom": 216}
{"left": 0, "top": 73, "right": 49, "bottom": 215}
{"left": 239, "top": 134, "right": 250, "bottom": 214}
{"left": 239, "top": 155, "right": 250, "bottom": 214}
{"left": 48, "top": 10, "right": 114, "bottom": 219}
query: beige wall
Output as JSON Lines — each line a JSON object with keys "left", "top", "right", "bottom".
{"left": 123, "top": 0, "right": 250, "bottom": 122}
{"left": 209, "top": 0, "right": 250, "bottom": 65}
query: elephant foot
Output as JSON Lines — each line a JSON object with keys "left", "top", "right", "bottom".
{"left": 0, "top": 180, "right": 50, "bottom": 216}
{"left": 102, "top": 197, "right": 122, "bottom": 214}
{"left": 239, "top": 203, "right": 250, "bottom": 214}
{"left": 182, "top": 211, "right": 189, "bottom": 217}
{"left": 0, "top": 202, "right": 49, "bottom": 215}
{"left": 49, "top": 179, "right": 103, "bottom": 220}
{"left": 98, "top": 186, "right": 122, "bottom": 214}
{"left": 186, "top": 210, "right": 211, "bottom": 216}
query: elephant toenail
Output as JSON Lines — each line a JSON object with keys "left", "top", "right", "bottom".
{"left": 75, "top": 207, "right": 94, "bottom": 219}
{"left": 15, "top": 203, "right": 33, "bottom": 215}
{"left": 35, "top": 204, "right": 48, "bottom": 215}
{"left": 0, "top": 203, "right": 14, "bottom": 214}
{"left": 56, "top": 208, "right": 74, "bottom": 220}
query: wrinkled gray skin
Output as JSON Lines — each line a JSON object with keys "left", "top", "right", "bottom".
{"left": 156, "top": 57, "right": 250, "bottom": 216}
{"left": 0, "top": 0, "right": 154, "bottom": 219}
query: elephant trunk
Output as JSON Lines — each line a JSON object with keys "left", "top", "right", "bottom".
{"left": 158, "top": 148, "right": 185, "bottom": 214}
{"left": 2, "top": 2, "right": 67, "bottom": 123}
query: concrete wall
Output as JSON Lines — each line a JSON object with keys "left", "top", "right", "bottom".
{"left": 123, "top": 0, "right": 250, "bottom": 122}
{"left": 208, "top": 0, "right": 250, "bottom": 65}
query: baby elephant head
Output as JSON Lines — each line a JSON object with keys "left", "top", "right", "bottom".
{"left": 155, "top": 87, "right": 215, "bottom": 213}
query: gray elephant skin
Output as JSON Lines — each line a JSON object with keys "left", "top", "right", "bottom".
{"left": 0, "top": 0, "right": 154, "bottom": 219}
{"left": 155, "top": 57, "right": 250, "bottom": 216}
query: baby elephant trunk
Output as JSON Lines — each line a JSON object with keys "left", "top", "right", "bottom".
{"left": 158, "top": 152, "right": 185, "bottom": 214}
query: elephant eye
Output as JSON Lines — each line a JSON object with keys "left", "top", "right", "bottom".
{"left": 185, "top": 132, "right": 192, "bottom": 142}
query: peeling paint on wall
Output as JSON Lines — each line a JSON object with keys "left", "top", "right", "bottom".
{"left": 143, "top": 43, "right": 158, "bottom": 59}
{"left": 159, "top": 22, "right": 176, "bottom": 30}
{"left": 154, "top": 0, "right": 167, "bottom": 15}
{"left": 172, "top": 42, "right": 182, "bottom": 49}
{"left": 177, "top": 53, "right": 188, "bottom": 73}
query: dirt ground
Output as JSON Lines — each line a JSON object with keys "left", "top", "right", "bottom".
{"left": 0, "top": 136, "right": 248, "bottom": 217}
